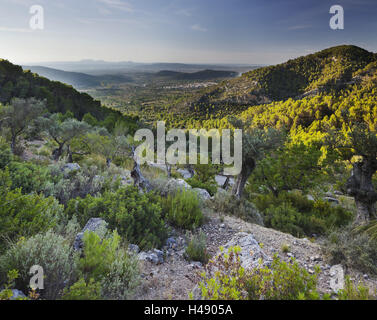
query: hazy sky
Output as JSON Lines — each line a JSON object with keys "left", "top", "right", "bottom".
{"left": 1, "top": 0, "right": 377, "bottom": 65}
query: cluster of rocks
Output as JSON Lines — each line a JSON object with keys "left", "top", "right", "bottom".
{"left": 222, "top": 232, "right": 272, "bottom": 269}
{"left": 136, "top": 236, "right": 187, "bottom": 265}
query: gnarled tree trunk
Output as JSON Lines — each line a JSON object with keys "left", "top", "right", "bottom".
{"left": 52, "top": 144, "right": 64, "bottom": 161}
{"left": 346, "top": 158, "right": 377, "bottom": 225}
{"left": 232, "top": 159, "right": 255, "bottom": 198}
{"left": 131, "top": 147, "right": 152, "bottom": 192}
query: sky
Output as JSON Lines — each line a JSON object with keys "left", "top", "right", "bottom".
{"left": 0, "top": 0, "right": 377, "bottom": 65}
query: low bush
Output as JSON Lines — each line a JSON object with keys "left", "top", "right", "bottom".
{"left": 337, "top": 276, "right": 373, "bottom": 300}
{"left": 7, "top": 161, "right": 53, "bottom": 194}
{"left": 0, "top": 270, "right": 28, "bottom": 300}
{"left": 0, "top": 230, "right": 78, "bottom": 300}
{"left": 253, "top": 192, "right": 353, "bottom": 237}
{"left": 44, "top": 162, "right": 105, "bottom": 205}
{"left": 0, "top": 169, "right": 64, "bottom": 252}
{"left": 186, "top": 177, "right": 217, "bottom": 196}
{"left": 79, "top": 230, "right": 140, "bottom": 300}
{"left": 62, "top": 278, "right": 101, "bottom": 300}
{"left": 185, "top": 231, "right": 209, "bottom": 264}
{"left": 325, "top": 225, "right": 377, "bottom": 275}
{"left": 65, "top": 186, "right": 167, "bottom": 250}
{"left": 210, "top": 191, "right": 264, "bottom": 225}
{"left": 162, "top": 188, "right": 204, "bottom": 230}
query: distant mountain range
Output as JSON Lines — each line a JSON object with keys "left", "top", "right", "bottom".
{"left": 23, "top": 60, "right": 261, "bottom": 75}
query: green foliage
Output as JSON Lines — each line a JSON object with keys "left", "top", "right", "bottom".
{"left": 78, "top": 230, "right": 140, "bottom": 300}
{"left": 45, "top": 162, "right": 105, "bottom": 205}
{"left": 337, "top": 276, "right": 373, "bottom": 300}
{"left": 197, "top": 246, "right": 321, "bottom": 300}
{"left": 210, "top": 191, "right": 264, "bottom": 225}
{"left": 7, "top": 161, "right": 53, "bottom": 194}
{"left": 186, "top": 177, "right": 217, "bottom": 197}
{"left": 79, "top": 230, "right": 121, "bottom": 281}
{"left": 185, "top": 163, "right": 218, "bottom": 196}
{"left": 82, "top": 113, "right": 99, "bottom": 127}
{"left": 0, "top": 59, "right": 116, "bottom": 120}
{"left": 0, "top": 270, "right": 26, "bottom": 300}
{"left": 62, "top": 278, "right": 101, "bottom": 300}
{"left": 254, "top": 192, "right": 353, "bottom": 237}
{"left": 0, "top": 144, "right": 13, "bottom": 169}
{"left": 325, "top": 225, "right": 377, "bottom": 275}
{"left": 0, "top": 230, "right": 78, "bottom": 300}
{"left": 66, "top": 186, "right": 167, "bottom": 250}
{"left": 250, "top": 142, "right": 323, "bottom": 196}
{"left": 0, "top": 168, "right": 64, "bottom": 251}
{"left": 163, "top": 189, "right": 204, "bottom": 230}
{"left": 185, "top": 231, "right": 209, "bottom": 264}
{"left": 0, "top": 98, "right": 46, "bottom": 153}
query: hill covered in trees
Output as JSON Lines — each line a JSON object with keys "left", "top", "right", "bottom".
{"left": 186, "top": 45, "right": 377, "bottom": 112}
{"left": 0, "top": 59, "right": 129, "bottom": 121}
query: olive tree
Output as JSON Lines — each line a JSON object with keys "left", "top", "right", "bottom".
{"left": 0, "top": 98, "right": 45, "bottom": 153}
{"left": 329, "top": 122, "right": 377, "bottom": 225}
{"left": 230, "top": 119, "right": 284, "bottom": 198}
{"left": 38, "top": 114, "right": 91, "bottom": 161}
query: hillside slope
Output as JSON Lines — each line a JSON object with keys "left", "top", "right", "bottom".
{"left": 189, "top": 45, "right": 377, "bottom": 110}
{"left": 0, "top": 59, "right": 119, "bottom": 120}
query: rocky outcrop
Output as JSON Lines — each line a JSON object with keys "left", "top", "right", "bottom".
{"left": 222, "top": 232, "right": 272, "bottom": 269}
{"left": 61, "top": 163, "right": 81, "bottom": 176}
{"left": 329, "top": 264, "right": 345, "bottom": 293}
{"left": 138, "top": 249, "right": 164, "bottom": 265}
{"left": 192, "top": 188, "right": 211, "bottom": 201}
{"left": 10, "top": 289, "right": 26, "bottom": 300}
{"left": 160, "top": 178, "right": 192, "bottom": 196}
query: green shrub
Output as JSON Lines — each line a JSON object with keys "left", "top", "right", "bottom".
{"left": 186, "top": 177, "right": 217, "bottom": 196}
{"left": 162, "top": 188, "right": 204, "bottom": 230}
{"left": 210, "top": 191, "right": 264, "bottom": 225}
{"left": 180, "top": 162, "right": 219, "bottom": 196}
{"left": 65, "top": 186, "right": 167, "bottom": 250}
{"left": 79, "top": 230, "right": 140, "bottom": 300}
{"left": 185, "top": 231, "right": 209, "bottom": 264}
{"left": 0, "top": 145, "right": 13, "bottom": 169}
{"left": 196, "top": 246, "right": 322, "bottom": 300}
{"left": 0, "top": 230, "right": 78, "bottom": 300}
{"left": 45, "top": 162, "right": 105, "bottom": 205}
{"left": 0, "top": 168, "right": 64, "bottom": 251}
{"left": 325, "top": 225, "right": 377, "bottom": 275}
{"left": 337, "top": 276, "right": 373, "bottom": 300}
{"left": 7, "top": 161, "right": 52, "bottom": 194}
{"left": 62, "top": 278, "right": 101, "bottom": 300}
{"left": 0, "top": 270, "right": 28, "bottom": 300}
{"left": 254, "top": 192, "right": 353, "bottom": 237}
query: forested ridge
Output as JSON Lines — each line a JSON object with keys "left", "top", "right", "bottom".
{"left": 0, "top": 58, "right": 131, "bottom": 121}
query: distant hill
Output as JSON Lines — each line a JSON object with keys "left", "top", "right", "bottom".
{"left": 26, "top": 60, "right": 259, "bottom": 75}
{"left": 190, "top": 45, "right": 377, "bottom": 108}
{"left": 154, "top": 69, "right": 238, "bottom": 81}
{"left": 0, "top": 59, "right": 122, "bottom": 120}
{"left": 22, "top": 66, "right": 132, "bottom": 89}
